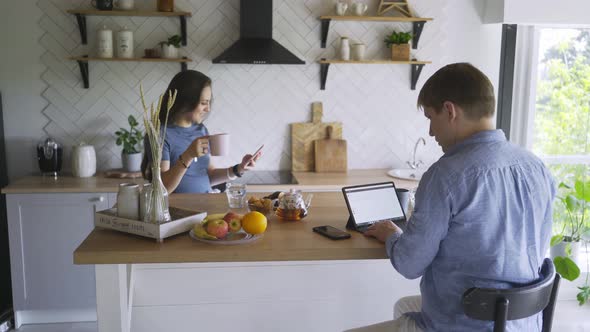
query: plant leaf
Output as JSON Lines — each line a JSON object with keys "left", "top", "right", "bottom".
{"left": 553, "top": 256, "right": 580, "bottom": 281}
{"left": 577, "top": 286, "right": 590, "bottom": 306}
{"left": 550, "top": 234, "right": 564, "bottom": 247}
{"left": 574, "top": 180, "right": 590, "bottom": 202}
{"left": 565, "top": 194, "right": 579, "bottom": 212}
{"left": 565, "top": 242, "right": 572, "bottom": 256}
{"left": 116, "top": 138, "right": 122, "bottom": 146}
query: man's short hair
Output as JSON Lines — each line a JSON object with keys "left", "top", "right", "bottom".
{"left": 417, "top": 63, "right": 496, "bottom": 120}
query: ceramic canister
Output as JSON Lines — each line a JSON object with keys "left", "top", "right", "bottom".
{"left": 340, "top": 37, "right": 350, "bottom": 61}
{"left": 116, "top": 27, "right": 134, "bottom": 58}
{"left": 71, "top": 143, "right": 96, "bottom": 178}
{"left": 117, "top": 183, "right": 140, "bottom": 220}
{"left": 97, "top": 26, "right": 113, "bottom": 58}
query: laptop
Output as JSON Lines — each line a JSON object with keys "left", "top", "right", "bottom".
{"left": 342, "top": 182, "right": 407, "bottom": 233}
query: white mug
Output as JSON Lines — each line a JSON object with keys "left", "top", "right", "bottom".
{"left": 115, "top": 0, "right": 134, "bottom": 10}
{"left": 335, "top": 2, "right": 348, "bottom": 16}
{"left": 208, "top": 133, "right": 230, "bottom": 156}
{"left": 352, "top": 3, "right": 368, "bottom": 16}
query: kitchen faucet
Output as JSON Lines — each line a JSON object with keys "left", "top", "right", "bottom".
{"left": 407, "top": 137, "right": 426, "bottom": 169}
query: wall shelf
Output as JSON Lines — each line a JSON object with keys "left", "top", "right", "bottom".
{"left": 66, "top": 9, "right": 192, "bottom": 46}
{"left": 319, "top": 58, "right": 431, "bottom": 90}
{"left": 68, "top": 56, "right": 192, "bottom": 88}
{"left": 319, "top": 15, "right": 432, "bottom": 49}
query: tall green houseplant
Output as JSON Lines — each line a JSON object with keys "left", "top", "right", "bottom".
{"left": 551, "top": 179, "right": 590, "bottom": 305}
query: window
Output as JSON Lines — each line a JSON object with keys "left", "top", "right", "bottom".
{"left": 512, "top": 26, "right": 590, "bottom": 233}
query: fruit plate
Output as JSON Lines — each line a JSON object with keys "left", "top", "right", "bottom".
{"left": 189, "top": 230, "right": 263, "bottom": 245}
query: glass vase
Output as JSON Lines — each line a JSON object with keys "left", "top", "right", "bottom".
{"left": 145, "top": 166, "right": 171, "bottom": 224}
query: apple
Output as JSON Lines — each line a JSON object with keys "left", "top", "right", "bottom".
{"left": 228, "top": 219, "right": 242, "bottom": 233}
{"left": 206, "top": 219, "right": 229, "bottom": 239}
{"left": 223, "top": 212, "right": 242, "bottom": 233}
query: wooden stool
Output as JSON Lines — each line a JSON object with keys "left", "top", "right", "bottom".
{"left": 377, "top": 0, "right": 413, "bottom": 17}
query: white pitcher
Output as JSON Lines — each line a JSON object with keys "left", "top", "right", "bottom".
{"left": 71, "top": 143, "right": 96, "bottom": 178}
{"left": 335, "top": 1, "right": 348, "bottom": 16}
{"left": 352, "top": 3, "right": 368, "bottom": 16}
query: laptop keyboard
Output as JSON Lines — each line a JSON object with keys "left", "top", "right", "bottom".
{"left": 356, "top": 219, "right": 391, "bottom": 233}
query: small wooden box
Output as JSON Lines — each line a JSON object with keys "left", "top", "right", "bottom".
{"left": 95, "top": 207, "right": 206, "bottom": 242}
{"left": 391, "top": 43, "right": 411, "bottom": 61}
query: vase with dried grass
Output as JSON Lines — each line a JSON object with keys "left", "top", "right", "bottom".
{"left": 140, "top": 85, "right": 177, "bottom": 224}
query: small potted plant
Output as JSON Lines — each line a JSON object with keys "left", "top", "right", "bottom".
{"left": 115, "top": 115, "right": 144, "bottom": 172}
{"left": 384, "top": 31, "right": 413, "bottom": 61}
{"left": 160, "top": 35, "right": 182, "bottom": 59}
{"left": 550, "top": 179, "right": 590, "bottom": 304}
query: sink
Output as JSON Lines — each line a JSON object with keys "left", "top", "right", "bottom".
{"left": 387, "top": 168, "right": 426, "bottom": 181}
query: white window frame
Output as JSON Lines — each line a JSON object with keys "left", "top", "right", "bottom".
{"left": 510, "top": 25, "right": 590, "bottom": 166}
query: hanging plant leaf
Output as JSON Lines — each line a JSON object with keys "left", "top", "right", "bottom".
{"left": 550, "top": 234, "right": 564, "bottom": 247}
{"left": 553, "top": 256, "right": 580, "bottom": 281}
{"left": 577, "top": 286, "right": 590, "bottom": 306}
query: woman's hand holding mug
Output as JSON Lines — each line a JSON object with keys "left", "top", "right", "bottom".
{"left": 187, "top": 136, "right": 210, "bottom": 158}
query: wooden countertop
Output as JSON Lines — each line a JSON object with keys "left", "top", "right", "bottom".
{"left": 2, "top": 169, "right": 417, "bottom": 194}
{"left": 74, "top": 192, "right": 388, "bottom": 264}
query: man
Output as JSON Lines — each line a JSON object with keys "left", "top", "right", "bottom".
{"left": 348, "top": 63, "right": 556, "bottom": 331}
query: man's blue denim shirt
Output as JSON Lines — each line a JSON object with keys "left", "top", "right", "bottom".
{"left": 386, "top": 130, "right": 556, "bottom": 331}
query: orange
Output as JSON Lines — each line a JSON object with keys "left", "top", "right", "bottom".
{"left": 241, "top": 211, "right": 267, "bottom": 235}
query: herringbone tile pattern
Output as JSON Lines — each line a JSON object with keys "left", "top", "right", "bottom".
{"left": 38, "top": 0, "right": 445, "bottom": 172}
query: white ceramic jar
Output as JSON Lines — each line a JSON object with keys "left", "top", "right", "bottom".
{"left": 116, "top": 27, "right": 134, "bottom": 58}
{"left": 340, "top": 37, "right": 350, "bottom": 61}
{"left": 351, "top": 43, "right": 366, "bottom": 61}
{"left": 117, "top": 183, "right": 140, "bottom": 220}
{"left": 97, "top": 26, "right": 113, "bottom": 58}
{"left": 71, "top": 143, "right": 96, "bottom": 178}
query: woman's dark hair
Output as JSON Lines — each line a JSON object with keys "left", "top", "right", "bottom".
{"left": 141, "top": 70, "right": 212, "bottom": 179}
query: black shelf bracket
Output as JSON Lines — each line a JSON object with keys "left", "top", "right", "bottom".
{"left": 320, "top": 19, "right": 331, "bottom": 48}
{"left": 412, "top": 21, "right": 426, "bottom": 49}
{"left": 410, "top": 63, "right": 425, "bottom": 90}
{"left": 75, "top": 14, "right": 88, "bottom": 44}
{"left": 181, "top": 57, "right": 188, "bottom": 71}
{"left": 320, "top": 59, "right": 330, "bottom": 90}
{"left": 76, "top": 56, "right": 90, "bottom": 89}
{"left": 180, "top": 16, "right": 187, "bottom": 46}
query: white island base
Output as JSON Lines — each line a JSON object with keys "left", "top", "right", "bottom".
{"left": 96, "top": 260, "right": 420, "bottom": 332}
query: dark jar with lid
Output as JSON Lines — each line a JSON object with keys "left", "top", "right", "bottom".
{"left": 157, "top": 0, "right": 174, "bottom": 12}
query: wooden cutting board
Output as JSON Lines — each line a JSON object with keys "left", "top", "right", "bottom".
{"left": 291, "top": 102, "right": 342, "bottom": 171}
{"left": 104, "top": 169, "right": 143, "bottom": 179}
{"left": 314, "top": 126, "right": 347, "bottom": 172}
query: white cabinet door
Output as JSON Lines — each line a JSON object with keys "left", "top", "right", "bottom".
{"left": 6, "top": 193, "right": 109, "bottom": 326}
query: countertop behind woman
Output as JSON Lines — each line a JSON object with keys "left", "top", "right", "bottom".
{"left": 1, "top": 169, "right": 418, "bottom": 194}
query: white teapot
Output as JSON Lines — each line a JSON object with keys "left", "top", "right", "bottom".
{"left": 351, "top": 3, "right": 368, "bottom": 16}
{"left": 71, "top": 142, "right": 96, "bottom": 178}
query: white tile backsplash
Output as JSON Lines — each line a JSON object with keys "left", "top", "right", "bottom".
{"left": 1, "top": 0, "right": 502, "bottom": 179}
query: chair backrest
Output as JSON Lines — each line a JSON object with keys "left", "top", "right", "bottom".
{"left": 462, "top": 258, "right": 561, "bottom": 332}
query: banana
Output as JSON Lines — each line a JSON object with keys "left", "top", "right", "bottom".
{"left": 193, "top": 223, "right": 218, "bottom": 240}
{"left": 203, "top": 213, "right": 226, "bottom": 223}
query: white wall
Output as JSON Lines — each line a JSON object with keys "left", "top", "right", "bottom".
{"left": 484, "top": 0, "right": 590, "bottom": 25}
{"left": 0, "top": 0, "right": 501, "bottom": 181}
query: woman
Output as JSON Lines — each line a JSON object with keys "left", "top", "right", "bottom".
{"left": 141, "top": 70, "right": 261, "bottom": 193}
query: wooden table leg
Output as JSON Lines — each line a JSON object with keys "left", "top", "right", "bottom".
{"left": 95, "top": 264, "right": 134, "bottom": 332}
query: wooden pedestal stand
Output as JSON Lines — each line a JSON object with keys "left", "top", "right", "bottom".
{"left": 377, "top": 0, "right": 413, "bottom": 17}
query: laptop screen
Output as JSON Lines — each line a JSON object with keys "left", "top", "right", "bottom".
{"left": 342, "top": 182, "right": 406, "bottom": 227}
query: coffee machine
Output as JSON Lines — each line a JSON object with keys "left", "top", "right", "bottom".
{"left": 37, "top": 138, "right": 63, "bottom": 177}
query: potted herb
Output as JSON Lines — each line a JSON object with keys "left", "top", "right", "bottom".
{"left": 384, "top": 31, "right": 412, "bottom": 61}
{"left": 115, "top": 115, "right": 143, "bottom": 172}
{"left": 550, "top": 179, "right": 590, "bottom": 304}
{"left": 161, "top": 34, "right": 182, "bottom": 59}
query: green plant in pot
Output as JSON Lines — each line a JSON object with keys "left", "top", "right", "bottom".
{"left": 550, "top": 179, "right": 590, "bottom": 305}
{"left": 384, "top": 31, "right": 412, "bottom": 61}
{"left": 161, "top": 34, "right": 182, "bottom": 59}
{"left": 115, "top": 115, "right": 143, "bottom": 172}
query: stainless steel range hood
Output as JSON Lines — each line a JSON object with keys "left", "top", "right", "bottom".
{"left": 212, "top": 0, "right": 305, "bottom": 65}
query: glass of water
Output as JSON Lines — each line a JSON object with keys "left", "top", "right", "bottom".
{"left": 225, "top": 183, "right": 247, "bottom": 209}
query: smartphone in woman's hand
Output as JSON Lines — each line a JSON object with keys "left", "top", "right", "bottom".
{"left": 247, "top": 144, "right": 264, "bottom": 165}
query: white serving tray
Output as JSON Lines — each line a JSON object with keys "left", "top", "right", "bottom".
{"left": 95, "top": 207, "right": 207, "bottom": 242}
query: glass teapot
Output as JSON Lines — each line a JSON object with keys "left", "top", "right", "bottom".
{"left": 275, "top": 189, "right": 313, "bottom": 221}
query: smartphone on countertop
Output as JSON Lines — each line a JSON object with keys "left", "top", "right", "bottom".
{"left": 313, "top": 225, "right": 351, "bottom": 240}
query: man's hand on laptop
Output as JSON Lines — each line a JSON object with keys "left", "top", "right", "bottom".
{"left": 364, "top": 220, "right": 403, "bottom": 243}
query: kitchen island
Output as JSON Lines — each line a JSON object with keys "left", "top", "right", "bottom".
{"left": 74, "top": 192, "right": 420, "bottom": 332}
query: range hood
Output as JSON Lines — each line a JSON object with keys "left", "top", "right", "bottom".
{"left": 212, "top": 0, "right": 305, "bottom": 65}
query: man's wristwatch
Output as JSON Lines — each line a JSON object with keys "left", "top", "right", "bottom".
{"left": 232, "top": 164, "right": 243, "bottom": 177}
